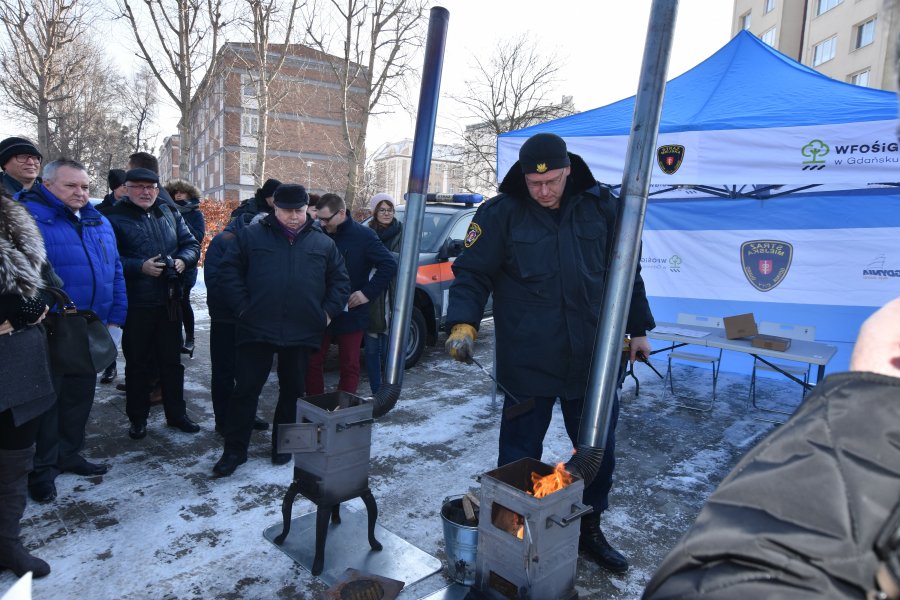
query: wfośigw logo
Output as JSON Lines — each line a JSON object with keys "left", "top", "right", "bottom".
{"left": 740, "top": 240, "right": 792, "bottom": 292}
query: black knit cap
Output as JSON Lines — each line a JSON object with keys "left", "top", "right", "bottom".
{"left": 107, "top": 168, "right": 126, "bottom": 190}
{"left": 0, "top": 136, "right": 42, "bottom": 168}
{"left": 257, "top": 178, "right": 282, "bottom": 201}
{"left": 124, "top": 167, "right": 159, "bottom": 184}
{"left": 273, "top": 184, "right": 309, "bottom": 209}
{"left": 518, "top": 132, "right": 571, "bottom": 174}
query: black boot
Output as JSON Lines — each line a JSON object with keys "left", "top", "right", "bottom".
{"left": 181, "top": 336, "right": 194, "bottom": 358}
{"left": 579, "top": 514, "right": 628, "bottom": 574}
{"left": 0, "top": 446, "right": 51, "bottom": 578}
{"left": 100, "top": 362, "right": 117, "bottom": 384}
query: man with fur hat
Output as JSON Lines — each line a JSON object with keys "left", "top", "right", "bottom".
{"left": 213, "top": 184, "right": 349, "bottom": 477}
{"left": 0, "top": 136, "right": 42, "bottom": 196}
{"left": 445, "top": 132, "right": 655, "bottom": 573}
{"left": 229, "top": 178, "right": 282, "bottom": 221}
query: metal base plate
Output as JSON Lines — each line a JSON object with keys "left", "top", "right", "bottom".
{"left": 263, "top": 506, "right": 441, "bottom": 588}
{"left": 419, "top": 583, "right": 471, "bottom": 599}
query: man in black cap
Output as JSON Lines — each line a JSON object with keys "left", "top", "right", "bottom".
{"left": 96, "top": 169, "right": 127, "bottom": 216}
{"left": 444, "top": 132, "right": 656, "bottom": 573}
{"left": 229, "top": 177, "right": 282, "bottom": 221}
{"left": 213, "top": 184, "right": 349, "bottom": 477}
{"left": 0, "top": 136, "right": 42, "bottom": 196}
{"left": 105, "top": 168, "right": 201, "bottom": 440}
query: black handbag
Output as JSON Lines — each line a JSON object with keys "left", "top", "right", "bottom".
{"left": 43, "top": 287, "right": 118, "bottom": 375}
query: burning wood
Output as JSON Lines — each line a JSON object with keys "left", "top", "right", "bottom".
{"left": 530, "top": 462, "right": 574, "bottom": 498}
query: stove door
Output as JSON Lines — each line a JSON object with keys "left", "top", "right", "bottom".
{"left": 277, "top": 423, "right": 320, "bottom": 453}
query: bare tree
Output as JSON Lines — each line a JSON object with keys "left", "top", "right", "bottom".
{"left": 452, "top": 36, "right": 576, "bottom": 195}
{"left": 120, "top": 66, "right": 160, "bottom": 152}
{"left": 117, "top": 0, "right": 230, "bottom": 175}
{"left": 0, "top": 0, "right": 95, "bottom": 153}
{"left": 233, "top": 0, "right": 302, "bottom": 186}
{"left": 303, "top": 0, "right": 426, "bottom": 210}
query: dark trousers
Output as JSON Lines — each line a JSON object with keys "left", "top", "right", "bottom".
{"left": 306, "top": 330, "right": 364, "bottom": 395}
{"left": 223, "top": 343, "right": 308, "bottom": 457}
{"left": 0, "top": 410, "right": 40, "bottom": 451}
{"left": 123, "top": 306, "right": 185, "bottom": 424}
{"left": 209, "top": 320, "right": 237, "bottom": 431}
{"left": 30, "top": 372, "right": 97, "bottom": 485}
{"left": 498, "top": 393, "right": 620, "bottom": 514}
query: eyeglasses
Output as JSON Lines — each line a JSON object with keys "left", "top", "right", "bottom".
{"left": 524, "top": 170, "right": 567, "bottom": 192}
{"left": 318, "top": 210, "right": 342, "bottom": 223}
{"left": 125, "top": 183, "right": 158, "bottom": 193}
{"left": 13, "top": 155, "right": 41, "bottom": 164}
{"left": 376, "top": 208, "right": 394, "bottom": 214}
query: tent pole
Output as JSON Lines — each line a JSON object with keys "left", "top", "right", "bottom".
{"left": 567, "top": 0, "right": 679, "bottom": 482}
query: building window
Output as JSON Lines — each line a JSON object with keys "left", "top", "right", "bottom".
{"left": 241, "top": 114, "right": 259, "bottom": 137}
{"left": 761, "top": 27, "right": 776, "bottom": 47}
{"left": 851, "top": 69, "right": 870, "bottom": 87}
{"left": 240, "top": 152, "right": 255, "bottom": 176}
{"left": 740, "top": 12, "right": 751, "bottom": 30}
{"left": 813, "top": 36, "right": 837, "bottom": 66}
{"left": 856, "top": 18, "right": 876, "bottom": 49}
{"left": 816, "top": 0, "right": 841, "bottom": 16}
{"left": 764, "top": 0, "right": 775, "bottom": 14}
{"left": 241, "top": 76, "right": 256, "bottom": 97}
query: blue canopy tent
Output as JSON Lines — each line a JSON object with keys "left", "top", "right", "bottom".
{"left": 497, "top": 31, "right": 900, "bottom": 376}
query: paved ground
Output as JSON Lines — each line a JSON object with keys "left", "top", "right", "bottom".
{"left": 2, "top": 298, "right": 800, "bottom": 599}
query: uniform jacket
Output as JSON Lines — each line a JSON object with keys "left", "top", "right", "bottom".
{"left": 446, "top": 153, "right": 655, "bottom": 399}
{"left": 18, "top": 185, "right": 127, "bottom": 325}
{"left": 105, "top": 197, "right": 200, "bottom": 308}
{"left": 643, "top": 371, "right": 900, "bottom": 600}
{"left": 218, "top": 213, "right": 350, "bottom": 349}
{"left": 326, "top": 216, "right": 398, "bottom": 336}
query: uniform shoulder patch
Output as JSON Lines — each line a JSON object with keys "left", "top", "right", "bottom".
{"left": 464, "top": 222, "right": 482, "bottom": 248}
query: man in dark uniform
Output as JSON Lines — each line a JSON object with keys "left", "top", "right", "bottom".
{"left": 445, "top": 132, "right": 655, "bottom": 574}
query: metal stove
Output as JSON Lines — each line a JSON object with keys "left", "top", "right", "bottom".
{"left": 470, "top": 457, "right": 590, "bottom": 600}
{"left": 274, "top": 391, "right": 381, "bottom": 576}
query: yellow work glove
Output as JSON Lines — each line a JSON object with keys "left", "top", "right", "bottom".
{"left": 446, "top": 323, "right": 477, "bottom": 364}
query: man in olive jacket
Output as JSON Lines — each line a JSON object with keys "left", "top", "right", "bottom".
{"left": 213, "top": 184, "right": 349, "bottom": 477}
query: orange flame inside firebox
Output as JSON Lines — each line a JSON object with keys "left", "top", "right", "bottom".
{"left": 514, "top": 463, "right": 575, "bottom": 539}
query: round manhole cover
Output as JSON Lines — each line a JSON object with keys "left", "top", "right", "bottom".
{"left": 339, "top": 579, "right": 384, "bottom": 600}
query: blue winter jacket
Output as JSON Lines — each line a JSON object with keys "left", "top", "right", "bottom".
{"left": 326, "top": 217, "right": 397, "bottom": 335}
{"left": 18, "top": 185, "right": 127, "bottom": 324}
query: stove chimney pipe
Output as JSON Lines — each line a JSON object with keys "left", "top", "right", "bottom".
{"left": 566, "top": 0, "right": 678, "bottom": 483}
{"left": 373, "top": 6, "right": 449, "bottom": 418}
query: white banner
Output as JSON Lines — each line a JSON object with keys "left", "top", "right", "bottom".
{"left": 640, "top": 227, "right": 900, "bottom": 307}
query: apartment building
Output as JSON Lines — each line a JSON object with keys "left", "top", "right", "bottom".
{"left": 732, "top": 0, "right": 899, "bottom": 90}
{"left": 185, "top": 42, "right": 366, "bottom": 204}
{"left": 158, "top": 135, "right": 180, "bottom": 183}
{"left": 369, "top": 139, "right": 465, "bottom": 203}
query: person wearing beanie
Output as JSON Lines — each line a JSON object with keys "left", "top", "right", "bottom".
{"left": 0, "top": 136, "right": 43, "bottom": 196}
{"left": 96, "top": 169, "right": 128, "bottom": 216}
{"left": 229, "top": 177, "right": 282, "bottom": 221}
{"left": 444, "top": 132, "right": 656, "bottom": 574}
{"left": 164, "top": 179, "right": 206, "bottom": 358}
{"left": 365, "top": 193, "right": 402, "bottom": 394}
{"left": 212, "top": 183, "right": 350, "bottom": 477}
{"left": 105, "top": 167, "right": 202, "bottom": 441}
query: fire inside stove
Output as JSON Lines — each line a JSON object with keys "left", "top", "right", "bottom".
{"left": 473, "top": 458, "right": 590, "bottom": 600}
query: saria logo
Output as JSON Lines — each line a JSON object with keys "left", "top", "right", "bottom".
{"left": 740, "top": 240, "right": 793, "bottom": 292}
{"left": 656, "top": 145, "right": 685, "bottom": 175}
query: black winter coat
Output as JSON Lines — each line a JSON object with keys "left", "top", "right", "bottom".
{"left": 105, "top": 198, "right": 200, "bottom": 308}
{"left": 326, "top": 217, "right": 397, "bottom": 336}
{"left": 643, "top": 371, "right": 900, "bottom": 600}
{"left": 204, "top": 213, "right": 256, "bottom": 322}
{"left": 218, "top": 214, "right": 350, "bottom": 348}
{"left": 446, "top": 153, "right": 655, "bottom": 399}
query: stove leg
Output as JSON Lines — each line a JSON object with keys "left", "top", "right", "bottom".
{"left": 361, "top": 490, "right": 382, "bottom": 551}
{"left": 274, "top": 480, "right": 302, "bottom": 545}
{"left": 312, "top": 503, "right": 332, "bottom": 576}
{"left": 331, "top": 503, "right": 341, "bottom": 524}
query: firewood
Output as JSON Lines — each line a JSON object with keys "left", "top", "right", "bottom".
{"left": 464, "top": 491, "right": 480, "bottom": 508}
{"left": 462, "top": 494, "right": 476, "bottom": 521}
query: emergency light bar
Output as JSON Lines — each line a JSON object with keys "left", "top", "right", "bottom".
{"left": 424, "top": 193, "right": 484, "bottom": 204}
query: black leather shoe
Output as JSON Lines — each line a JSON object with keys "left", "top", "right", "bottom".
{"left": 128, "top": 422, "right": 147, "bottom": 440}
{"left": 579, "top": 515, "right": 629, "bottom": 573}
{"left": 116, "top": 383, "right": 127, "bottom": 392}
{"left": 100, "top": 363, "right": 117, "bottom": 384}
{"left": 271, "top": 452, "right": 291, "bottom": 465}
{"left": 213, "top": 452, "right": 247, "bottom": 477}
{"left": 253, "top": 417, "right": 270, "bottom": 431}
{"left": 62, "top": 461, "right": 111, "bottom": 476}
{"left": 29, "top": 481, "right": 57, "bottom": 504}
{"left": 167, "top": 415, "right": 201, "bottom": 433}
{"left": 180, "top": 337, "right": 194, "bottom": 358}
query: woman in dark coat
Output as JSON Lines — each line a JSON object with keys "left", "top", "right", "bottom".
{"left": 0, "top": 192, "right": 54, "bottom": 578}
{"left": 365, "top": 193, "right": 402, "bottom": 394}
{"left": 164, "top": 179, "right": 206, "bottom": 357}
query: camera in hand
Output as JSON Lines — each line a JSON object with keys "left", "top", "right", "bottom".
{"left": 161, "top": 255, "right": 180, "bottom": 279}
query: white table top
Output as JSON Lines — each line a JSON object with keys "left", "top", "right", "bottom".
{"left": 648, "top": 322, "right": 838, "bottom": 367}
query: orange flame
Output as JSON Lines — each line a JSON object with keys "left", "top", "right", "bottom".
{"left": 530, "top": 462, "right": 574, "bottom": 499}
